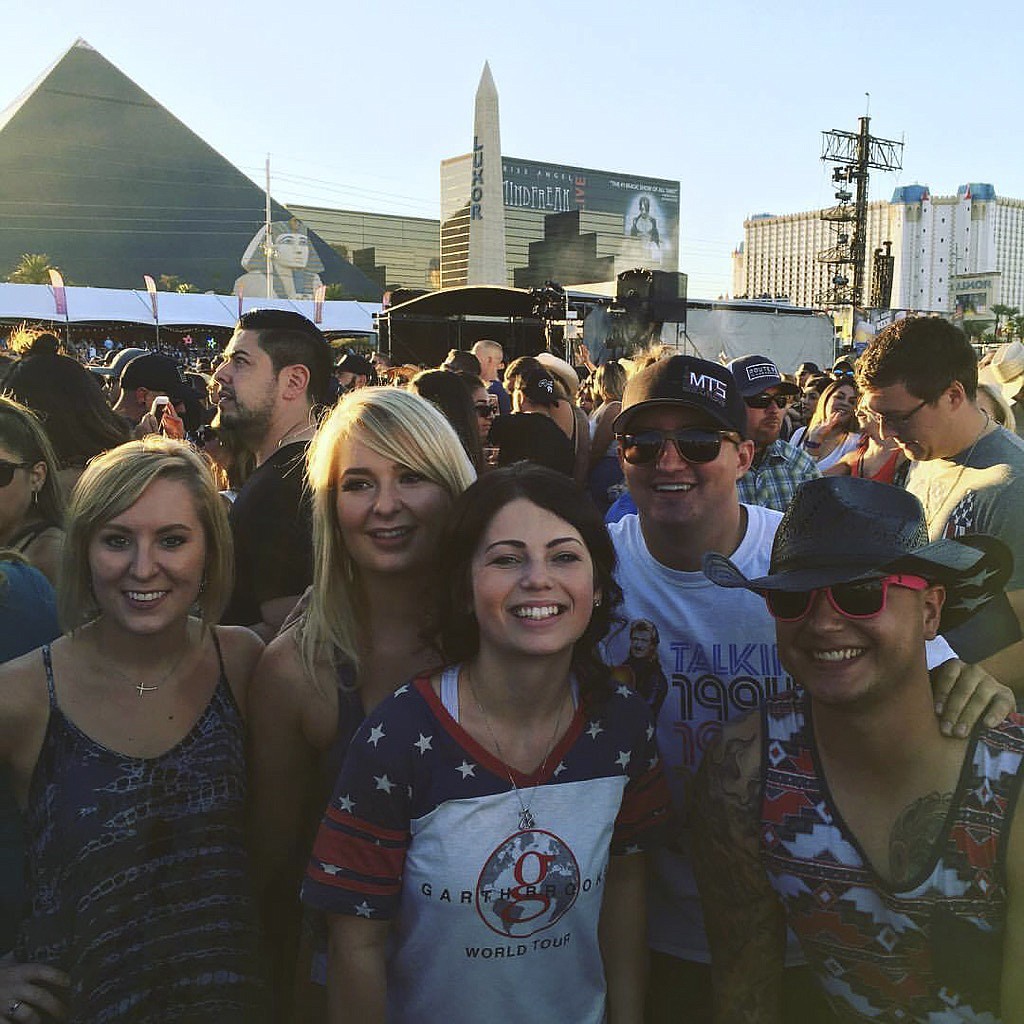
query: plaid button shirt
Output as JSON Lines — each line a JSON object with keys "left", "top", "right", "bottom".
{"left": 737, "top": 438, "right": 821, "bottom": 512}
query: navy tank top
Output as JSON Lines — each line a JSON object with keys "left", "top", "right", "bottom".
{"left": 17, "top": 633, "right": 267, "bottom": 1023}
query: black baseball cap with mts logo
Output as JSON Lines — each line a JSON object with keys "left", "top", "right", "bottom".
{"left": 612, "top": 355, "right": 748, "bottom": 437}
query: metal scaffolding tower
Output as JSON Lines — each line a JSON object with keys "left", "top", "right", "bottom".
{"left": 816, "top": 116, "right": 903, "bottom": 311}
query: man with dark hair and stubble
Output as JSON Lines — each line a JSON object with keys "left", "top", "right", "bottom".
{"left": 858, "top": 317, "right": 1024, "bottom": 683}
{"left": 212, "top": 308, "right": 331, "bottom": 638}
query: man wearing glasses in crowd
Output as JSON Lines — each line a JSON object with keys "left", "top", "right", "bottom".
{"left": 858, "top": 317, "right": 1024, "bottom": 679}
{"left": 599, "top": 355, "right": 1010, "bottom": 1022}
{"left": 728, "top": 354, "right": 820, "bottom": 512}
{"left": 693, "top": 476, "right": 1023, "bottom": 1022}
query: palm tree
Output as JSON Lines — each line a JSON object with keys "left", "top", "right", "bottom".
{"left": 8, "top": 253, "right": 58, "bottom": 284}
{"left": 962, "top": 320, "right": 990, "bottom": 345}
{"left": 991, "top": 304, "right": 1019, "bottom": 340}
{"left": 1011, "top": 314, "right": 1024, "bottom": 343}
{"left": 157, "top": 274, "right": 198, "bottom": 294}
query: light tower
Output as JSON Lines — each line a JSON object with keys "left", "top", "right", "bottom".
{"left": 816, "top": 115, "right": 903, "bottom": 313}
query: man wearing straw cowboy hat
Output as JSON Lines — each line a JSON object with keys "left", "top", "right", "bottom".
{"left": 693, "top": 476, "right": 1024, "bottom": 1023}
{"left": 602, "top": 355, "right": 1013, "bottom": 1023}
{"left": 983, "top": 339, "right": 1024, "bottom": 440}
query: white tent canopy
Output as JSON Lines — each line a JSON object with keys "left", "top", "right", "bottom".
{"left": 0, "top": 283, "right": 380, "bottom": 333}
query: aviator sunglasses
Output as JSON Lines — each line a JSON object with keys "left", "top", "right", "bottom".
{"left": 0, "top": 459, "right": 31, "bottom": 487}
{"left": 474, "top": 403, "right": 498, "bottom": 418}
{"left": 744, "top": 393, "right": 791, "bottom": 409}
{"left": 762, "top": 573, "right": 930, "bottom": 622}
{"left": 619, "top": 428, "right": 741, "bottom": 466}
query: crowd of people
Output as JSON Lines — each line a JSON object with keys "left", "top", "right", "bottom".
{"left": 0, "top": 309, "right": 1022, "bottom": 1023}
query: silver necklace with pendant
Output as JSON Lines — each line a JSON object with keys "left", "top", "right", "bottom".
{"left": 465, "top": 664, "right": 565, "bottom": 832}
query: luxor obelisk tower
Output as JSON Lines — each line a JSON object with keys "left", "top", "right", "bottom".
{"left": 466, "top": 62, "right": 507, "bottom": 286}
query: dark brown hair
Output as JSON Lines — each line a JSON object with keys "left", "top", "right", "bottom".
{"left": 856, "top": 317, "right": 978, "bottom": 401}
{"left": 437, "top": 463, "right": 622, "bottom": 709}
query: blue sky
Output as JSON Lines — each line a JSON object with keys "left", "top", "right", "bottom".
{"left": 4, "top": 0, "right": 1022, "bottom": 298}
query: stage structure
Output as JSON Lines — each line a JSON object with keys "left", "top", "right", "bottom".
{"left": 816, "top": 115, "right": 903, "bottom": 311}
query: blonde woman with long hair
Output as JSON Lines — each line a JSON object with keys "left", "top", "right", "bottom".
{"left": 1, "top": 437, "right": 266, "bottom": 1022}
{"left": 247, "top": 387, "right": 476, "bottom": 1021}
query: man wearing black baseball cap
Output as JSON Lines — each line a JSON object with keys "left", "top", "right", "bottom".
{"left": 694, "top": 476, "right": 1021, "bottom": 1022}
{"left": 600, "top": 354, "right": 1013, "bottom": 1023}
{"left": 112, "top": 352, "right": 193, "bottom": 427}
{"left": 334, "top": 353, "right": 375, "bottom": 394}
{"left": 728, "top": 354, "right": 818, "bottom": 512}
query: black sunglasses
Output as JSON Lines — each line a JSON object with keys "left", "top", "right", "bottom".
{"left": 619, "top": 428, "right": 741, "bottom": 466}
{"left": 744, "top": 393, "right": 791, "bottom": 409}
{"left": 763, "top": 574, "right": 929, "bottom": 622}
{"left": 474, "top": 403, "right": 497, "bottom": 419}
{"left": 0, "top": 460, "right": 31, "bottom": 487}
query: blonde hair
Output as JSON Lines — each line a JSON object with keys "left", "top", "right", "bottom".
{"left": 300, "top": 387, "right": 476, "bottom": 684}
{"left": 593, "top": 361, "right": 627, "bottom": 403}
{"left": 58, "top": 437, "right": 233, "bottom": 630}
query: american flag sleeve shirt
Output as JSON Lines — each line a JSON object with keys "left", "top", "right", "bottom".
{"left": 301, "top": 670, "right": 668, "bottom": 1021}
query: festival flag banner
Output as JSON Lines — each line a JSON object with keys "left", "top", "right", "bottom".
{"left": 313, "top": 283, "right": 326, "bottom": 324}
{"left": 143, "top": 275, "right": 159, "bottom": 320}
{"left": 48, "top": 269, "right": 67, "bottom": 316}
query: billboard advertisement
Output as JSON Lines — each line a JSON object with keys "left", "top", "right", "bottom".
{"left": 500, "top": 158, "right": 680, "bottom": 271}
{"left": 951, "top": 272, "right": 1001, "bottom": 321}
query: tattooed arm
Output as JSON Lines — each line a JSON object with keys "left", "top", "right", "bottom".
{"left": 1002, "top": 785, "right": 1024, "bottom": 1019}
{"left": 692, "top": 712, "right": 786, "bottom": 1024}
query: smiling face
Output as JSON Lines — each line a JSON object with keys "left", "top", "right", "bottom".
{"left": 824, "top": 382, "right": 858, "bottom": 429}
{"left": 334, "top": 436, "right": 452, "bottom": 578}
{"left": 87, "top": 476, "right": 207, "bottom": 636}
{"left": 618, "top": 405, "right": 753, "bottom": 537}
{"left": 470, "top": 498, "right": 597, "bottom": 661}
{"left": 776, "top": 578, "right": 942, "bottom": 709}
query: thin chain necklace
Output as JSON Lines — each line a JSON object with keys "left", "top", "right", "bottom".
{"left": 93, "top": 621, "right": 195, "bottom": 697}
{"left": 924, "top": 410, "right": 990, "bottom": 534}
{"left": 276, "top": 420, "right": 312, "bottom": 450}
{"left": 464, "top": 664, "right": 566, "bottom": 832}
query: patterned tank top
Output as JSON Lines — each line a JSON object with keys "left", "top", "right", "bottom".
{"left": 761, "top": 690, "right": 1024, "bottom": 1022}
{"left": 17, "top": 634, "right": 267, "bottom": 1023}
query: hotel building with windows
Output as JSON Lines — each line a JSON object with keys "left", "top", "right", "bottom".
{"left": 733, "top": 183, "right": 1024, "bottom": 314}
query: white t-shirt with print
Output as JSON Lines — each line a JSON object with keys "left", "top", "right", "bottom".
{"left": 605, "top": 507, "right": 956, "bottom": 961}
